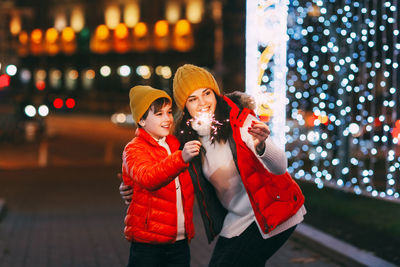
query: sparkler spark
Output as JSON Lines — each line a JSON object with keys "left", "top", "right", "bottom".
{"left": 187, "top": 112, "right": 223, "bottom": 138}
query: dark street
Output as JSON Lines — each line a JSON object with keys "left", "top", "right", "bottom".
{"left": 0, "top": 165, "right": 342, "bottom": 267}
{"left": 0, "top": 115, "right": 344, "bottom": 267}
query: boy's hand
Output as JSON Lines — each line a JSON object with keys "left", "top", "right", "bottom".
{"left": 118, "top": 176, "right": 133, "bottom": 205}
{"left": 182, "top": 140, "right": 202, "bottom": 163}
{"left": 248, "top": 120, "right": 270, "bottom": 155}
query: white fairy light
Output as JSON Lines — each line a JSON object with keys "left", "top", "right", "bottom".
{"left": 246, "top": 0, "right": 289, "bottom": 148}
{"left": 284, "top": 0, "right": 399, "bottom": 202}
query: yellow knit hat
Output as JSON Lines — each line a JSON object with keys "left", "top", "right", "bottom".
{"left": 173, "top": 64, "right": 220, "bottom": 110}
{"left": 129, "top": 85, "right": 172, "bottom": 123}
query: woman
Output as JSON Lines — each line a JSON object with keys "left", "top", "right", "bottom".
{"left": 172, "top": 64, "right": 306, "bottom": 267}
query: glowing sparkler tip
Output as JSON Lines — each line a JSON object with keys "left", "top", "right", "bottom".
{"left": 188, "top": 112, "right": 223, "bottom": 138}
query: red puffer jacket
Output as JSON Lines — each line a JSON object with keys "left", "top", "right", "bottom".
{"left": 122, "top": 128, "right": 195, "bottom": 244}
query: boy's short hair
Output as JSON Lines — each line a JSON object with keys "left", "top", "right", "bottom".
{"left": 138, "top": 97, "right": 172, "bottom": 126}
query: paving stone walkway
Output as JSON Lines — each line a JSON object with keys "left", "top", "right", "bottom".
{"left": 0, "top": 165, "right": 342, "bottom": 267}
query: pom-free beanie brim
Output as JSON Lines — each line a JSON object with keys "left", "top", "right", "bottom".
{"left": 173, "top": 64, "right": 220, "bottom": 110}
{"left": 129, "top": 85, "right": 172, "bottom": 123}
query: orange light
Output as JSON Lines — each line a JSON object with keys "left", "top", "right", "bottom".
{"left": 68, "top": 70, "right": 79, "bottom": 80}
{"left": 114, "top": 27, "right": 130, "bottom": 53}
{"left": 85, "top": 69, "right": 95, "bottom": 79}
{"left": 31, "top": 29, "right": 43, "bottom": 44}
{"left": 66, "top": 98, "right": 76, "bottom": 108}
{"left": 46, "top": 28, "right": 59, "bottom": 43}
{"left": 306, "top": 114, "right": 315, "bottom": 127}
{"left": 71, "top": 7, "right": 85, "bottom": 32}
{"left": 310, "top": 112, "right": 330, "bottom": 126}
{"left": 396, "top": 120, "right": 400, "bottom": 129}
{"left": 19, "top": 31, "right": 29, "bottom": 45}
{"left": 124, "top": 2, "right": 140, "bottom": 27}
{"left": 155, "top": 20, "right": 169, "bottom": 37}
{"left": 172, "top": 19, "right": 193, "bottom": 51}
{"left": 35, "top": 69, "right": 47, "bottom": 81}
{"left": 319, "top": 115, "right": 329, "bottom": 125}
{"left": 105, "top": 5, "right": 120, "bottom": 29}
{"left": 166, "top": 1, "right": 180, "bottom": 24}
{"left": 62, "top": 27, "right": 75, "bottom": 42}
{"left": 10, "top": 15, "right": 22, "bottom": 35}
{"left": 392, "top": 120, "right": 400, "bottom": 140}
{"left": 96, "top": 24, "right": 110, "bottom": 40}
{"left": 175, "top": 20, "right": 191, "bottom": 35}
{"left": 309, "top": 4, "right": 321, "bottom": 17}
{"left": 115, "top": 23, "right": 129, "bottom": 39}
{"left": 186, "top": 0, "right": 203, "bottom": 24}
{"left": 54, "top": 13, "right": 67, "bottom": 31}
{"left": 134, "top": 22, "right": 148, "bottom": 37}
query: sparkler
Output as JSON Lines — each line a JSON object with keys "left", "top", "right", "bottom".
{"left": 187, "top": 112, "right": 223, "bottom": 139}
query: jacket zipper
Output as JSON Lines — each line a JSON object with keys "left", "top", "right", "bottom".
{"left": 229, "top": 126, "right": 270, "bottom": 233}
{"left": 247, "top": 189, "right": 269, "bottom": 232}
{"left": 191, "top": 164, "right": 216, "bottom": 237}
{"left": 145, "top": 196, "right": 152, "bottom": 230}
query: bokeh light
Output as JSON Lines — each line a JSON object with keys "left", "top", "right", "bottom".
{"left": 286, "top": 0, "right": 399, "bottom": 201}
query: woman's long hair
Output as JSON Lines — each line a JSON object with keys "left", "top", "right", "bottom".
{"left": 174, "top": 93, "right": 232, "bottom": 145}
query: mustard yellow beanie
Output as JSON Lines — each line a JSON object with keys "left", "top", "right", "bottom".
{"left": 173, "top": 64, "right": 220, "bottom": 110}
{"left": 129, "top": 85, "right": 172, "bottom": 123}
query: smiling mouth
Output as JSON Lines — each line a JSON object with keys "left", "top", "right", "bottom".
{"left": 199, "top": 107, "right": 210, "bottom": 113}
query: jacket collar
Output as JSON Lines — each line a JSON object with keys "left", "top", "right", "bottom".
{"left": 136, "top": 128, "right": 180, "bottom": 151}
{"left": 222, "top": 95, "right": 255, "bottom": 128}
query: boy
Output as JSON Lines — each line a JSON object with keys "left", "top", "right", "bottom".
{"left": 122, "top": 85, "right": 201, "bottom": 267}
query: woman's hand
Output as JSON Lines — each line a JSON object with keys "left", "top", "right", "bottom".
{"left": 118, "top": 173, "right": 133, "bottom": 205}
{"left": 248, "top": 120, "right": 270, "bottom": 155}
{"left": 182, "top": 140, "right": 202, "bottom": 162}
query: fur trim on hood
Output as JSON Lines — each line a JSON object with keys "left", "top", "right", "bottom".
{"left": 225, "top": 91, "right": 256, "bottom": 111}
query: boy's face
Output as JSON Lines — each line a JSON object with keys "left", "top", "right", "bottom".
{"left": 139, "top": 103, "right": 173, "bottom": 140}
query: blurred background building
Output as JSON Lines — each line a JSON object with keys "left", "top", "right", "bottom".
{"left": 1, "top": 0, "right": 399, "bottom": 203}
{"left": 0, "top": 0, "right": 244, "bottom": 118}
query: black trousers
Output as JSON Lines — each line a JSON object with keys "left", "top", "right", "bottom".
{"left": 127, "top": 239, "right": 190, "bottom": 267}
{"left": 209, "top": 222, "right": 296, "bottom": 267}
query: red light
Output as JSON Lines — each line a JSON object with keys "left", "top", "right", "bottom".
{"left": 36, "top": 80, "right": 46, "bottom": 90}
{"left": 374, "top": 117, "right": 382, "bottom": 127}
{"left": 53, "top": 98, "right": 63, "bottom": 109}
{"left": 66, "top": 98, "right": 75, "bottom": 108}
{"left": 392, "top": 120, "right": 400, "bottom": 140}
{"left": 0, "top": 74, "right": 10, "bottom": 89}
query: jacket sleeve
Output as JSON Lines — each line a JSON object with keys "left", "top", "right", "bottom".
{"left": 240, "top": 115, "right": 287, "bottom": 175}
{"left": 122, "top": 143, "right": 189, "bottom": 191}
{"left": 121, "top": 162, "right": 133, "bottom": 186}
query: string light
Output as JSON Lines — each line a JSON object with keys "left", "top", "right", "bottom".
{"left": 286, "top": 0, "right": 399, "bottom": 202}
{"left": 246, "top": 0, "right": 289, "bottom": 148}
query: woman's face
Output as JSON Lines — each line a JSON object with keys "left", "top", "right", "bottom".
{"left": 185, "top": 88, "right": 217, "bottom": 118}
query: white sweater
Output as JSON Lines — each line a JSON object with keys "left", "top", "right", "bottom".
{"left": 157, "top": 137, "right": 186, "bottom": 241}
{"left": 198, "top": 114, "right": 306, "bottom": 238}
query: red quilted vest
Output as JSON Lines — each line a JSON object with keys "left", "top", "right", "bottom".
{"left": 224, "top": 96, "right": 305, "bottom": 233}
